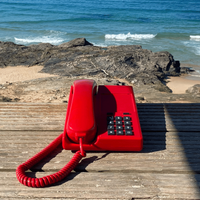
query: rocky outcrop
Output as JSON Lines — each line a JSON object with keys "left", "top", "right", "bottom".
{"left": 0, "top": 38, "right": 181, "bottom": 91}
{"left": 186, "top": 84, "right": 200, "bottom": 97}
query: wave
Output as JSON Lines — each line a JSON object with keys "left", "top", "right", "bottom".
{"left": 195, "top": 47, "right": 200, "bottom": 55}
{"left": 183, "top": 41, "right": 200, "bottom": 56}
{"left": 14, "top": 35, "right": 64, "bottom": 45}
{"left": 190, "top": 35, "right": 200, "bottom": 41}
{"left": 93, "top": 43, "right": 108, "bottom": 47}
{"left": 190, "top": 74, "right": 200, "bottom": 78}
{"left": 105, "top": 33, "right": 156, "bottom": 40}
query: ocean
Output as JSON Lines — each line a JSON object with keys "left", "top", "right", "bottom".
{"left": 1, "top": 0, "right": 200, "bottom": 72}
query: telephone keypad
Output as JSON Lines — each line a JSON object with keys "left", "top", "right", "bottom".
{"left": 107, "top": 115, "right": 134, "bottom": 136}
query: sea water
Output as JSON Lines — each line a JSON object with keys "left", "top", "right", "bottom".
{"left": 0, "top": 0, "right": 200, "bottom": 71}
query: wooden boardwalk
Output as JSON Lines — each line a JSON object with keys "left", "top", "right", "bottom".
{"left": 0, "top": 102, "right": 200, "bottom": 199}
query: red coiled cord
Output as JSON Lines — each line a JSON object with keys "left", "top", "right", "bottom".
{"left": 16, "top": 133, "right": 85, "bottom": 187}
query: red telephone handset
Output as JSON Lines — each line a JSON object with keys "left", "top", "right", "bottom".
{"left": 16, "top": 79, "right": 143, "bottom": 188}
{"left": 65, "top": 79, "right": 97, "bottom": 144}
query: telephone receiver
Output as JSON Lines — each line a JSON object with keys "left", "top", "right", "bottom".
{"left": 16, "top": 79, "right": 143, "bottom": 188}
{"left": 64, "top": 79, "right": 97, "bottom": 145}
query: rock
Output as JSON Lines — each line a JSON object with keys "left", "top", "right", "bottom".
{"left": 100, "top": 79, "right": 125, "bottom": 86}
{"left": 186, "top": 84, "right": 200, "bottom": 96}
{"left": 0, "top": 41, "right": 53, "bottom": 67}
{"left": 136, "top": 96, "right": 145, "bottom": 101}
{"left": 0, "top": 96, "right": 12, "bottom": 102}
{"left": 0, "top": 38, "right": 181, "bottom": 91}
{"left": 181, "top": 67, "right": 195, "bottom": 74}
{"left": 14, "top": 98, "right": 20, "bottom": 102}
{"left": 58, "top": 38, "right": 93, "bottom": 48}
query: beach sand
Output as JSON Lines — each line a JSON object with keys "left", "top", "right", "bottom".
{"left": 166, "top": 63, "right": 200, "bottom": 94}
{"left": 0, "top": 65, "right": 57, "bottom": 84}
{"left": 1, "top": 65, "right": 200, "bottom": 103}
{"left": 167, "top": 75, "right": 200, "bottom": 94}
{"left": 0, "top": 66, "right": 199, "bottom": 94}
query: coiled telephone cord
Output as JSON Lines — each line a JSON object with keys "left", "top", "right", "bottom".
{"left": 16, "top": 133, "right": 85, "bottom": 187}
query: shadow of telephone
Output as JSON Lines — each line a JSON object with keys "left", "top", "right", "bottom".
{"left": 16, "top": 79, "right": 143, "bottom": 187}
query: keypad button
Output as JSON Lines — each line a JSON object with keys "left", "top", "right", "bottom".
{"left": 116, "top": 121, "right": 122, "bottom": 125}
{"left": 107, "top": 116, "right": 114, "bottom": 121}
{"left": 124, "top": 121, "right": 131, "bottom": 125}
{"left": 108, "top": 130, "right": 115, "bottom": 135}
{"left": 117, "top": 130, "right": 124, "bottom": 135}
{"left": 125, "top": 126, "right": 132, "bottom": 130}
{"left": 108, "top": 125, "right": 114, "bottom": 130}
{"left": 125, "top": 130, "right": 134, "bottom": 135}
{"left": 115, "top": 116, "right": 122, "bottom": 121}
{"left": 124, "top": 116, "right": 131, "bottom": 121}
{"left": 116, "top": 125, "right": 123, "bottom": 130}
{"left": 107, "top": 120, "right": 114, "bottom": 125}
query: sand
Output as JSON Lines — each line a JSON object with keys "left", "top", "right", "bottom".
{"left": 0, "top": 66, "right": 199, "bottom": 95}
{"left": 1, "top": 65, "right": 200, "bottom": 103}
{"left": 167, "top": 63, "right": 200, "bottom": 94}
{"left": 167, "top": 76, "right": 200, "bottom": 94}
{"left": 0, "top": 65, "right": 57, "bottom": 84}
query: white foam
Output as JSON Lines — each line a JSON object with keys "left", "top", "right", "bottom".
{"left": 183, "top": 40, "right": 200, "bottom": 56}
{"left": 14, "top": 36, "right": 64, "bottom": 45}
{"left": 195, "top": 47, "right": 200, "bottom": 55}
{"left": 190, "top": 74, "right": 200, "bottom": 78}
{"left": 93, "top": 42, "right": 108, "bottom": 47}
{"left": 105, "top": 33, "right": 156, "bottom": 40}
{"left": 190, "top": 35, "right": 200, "bottom": 41}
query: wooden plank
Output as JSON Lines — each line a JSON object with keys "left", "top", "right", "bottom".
{"left": 0, "top": 103, "right": 66, "bottom": 131}
{"left": 0, "top": 130, "right": 200, "bottom": 173}
{"left": 0, "top": 172, "right": 200, "bottom": 199}
{"left": 1, "top": 103, "right": 200, "bottom": 131}
{"left": 0, "top": 103, "right": 200, "bottom": 199}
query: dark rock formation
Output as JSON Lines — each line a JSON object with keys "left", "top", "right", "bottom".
{"left": 0, "top": 38, "right": 181, "bottom": 91}
{"left": 58, "top": 38, "right": 93, "bottom": 48}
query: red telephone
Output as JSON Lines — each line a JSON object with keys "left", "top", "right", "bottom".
{"left": 63, "top": 79, "right": 143, "bottom": 151}
{"left": 16, "top": 79, "right": 143, "bottom": 187}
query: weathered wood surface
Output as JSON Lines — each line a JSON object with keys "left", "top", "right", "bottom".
{"left": 0, "top": 103, "right": 200, "bottom": 199}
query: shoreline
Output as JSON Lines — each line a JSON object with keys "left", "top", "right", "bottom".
{"left": 166, "top": 75, "right": 200, "bottom": 94}
{"left": 166, "top": 63, "right": 200, "bottom": 94}
{"left": 180, "top": 63, "right": 200, "bottom": 80}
